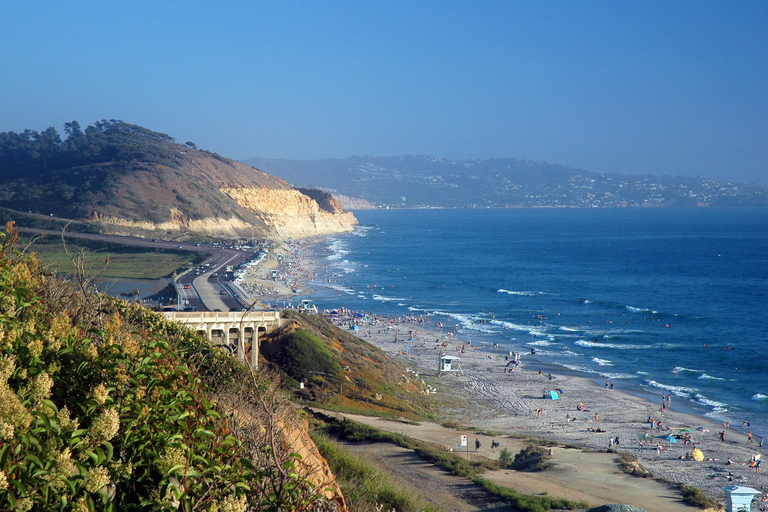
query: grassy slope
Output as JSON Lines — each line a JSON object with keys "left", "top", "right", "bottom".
{"left": 261, "top": 310, "right": 435, "bottom": 420}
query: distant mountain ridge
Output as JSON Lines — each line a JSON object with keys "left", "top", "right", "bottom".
{"left": 0, "top": 120, "right": 356, "bottom": 239}
{"left": 244, "top": 155, "right": 768, "bottom": 208}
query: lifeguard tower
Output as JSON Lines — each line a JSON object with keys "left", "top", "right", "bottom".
{"left": 723, "top": 486, "right": 760, "bottom": 512}
{"left": 438, "top": 355, "right": 462, "bottom": 376}
{"left": 298, "top": 299, "right": 318, "bottom": 314}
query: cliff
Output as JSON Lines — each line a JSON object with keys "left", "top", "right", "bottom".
{"left": 221, "top": 187, "right": 357, "bottom": 240}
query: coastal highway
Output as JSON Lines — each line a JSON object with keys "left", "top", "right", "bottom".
{"left": 16, "top": 227, "right": 258, "bottom": 312}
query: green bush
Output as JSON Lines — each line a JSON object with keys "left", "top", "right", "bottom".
{"left": 498, "top": 447, "right": 513, "bottom": 468}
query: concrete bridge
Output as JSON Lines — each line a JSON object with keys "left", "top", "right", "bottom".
{"left": 163, "top": 311, "right": 284, "bottom": 368}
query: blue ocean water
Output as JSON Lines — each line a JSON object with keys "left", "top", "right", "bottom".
{"left": 307, "top": 208, "right": 768, "bottom": 437}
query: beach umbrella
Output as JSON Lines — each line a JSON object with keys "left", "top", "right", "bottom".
{"left": 696, "top": 427, "right": 709, "bottom": 432}
{"left": 692, "top": 448, "right": 704, "bottom": 461}
{"left": 665, "top": 435, "right": 677, "bottom": 443}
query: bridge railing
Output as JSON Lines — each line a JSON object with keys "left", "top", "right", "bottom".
{"left": 162, "top": 311, "right": 281, "bottom": 323}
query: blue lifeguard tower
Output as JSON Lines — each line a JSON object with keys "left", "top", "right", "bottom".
{"left": 723, "top": 485, "right": 760, "bottom": 512}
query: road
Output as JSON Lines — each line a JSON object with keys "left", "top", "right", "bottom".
{"left": 17, "top": 227, "right": 258, "bottom": 312}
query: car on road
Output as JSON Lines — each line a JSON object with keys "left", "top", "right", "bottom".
{"left": 184, "top": 285, "right": 191, "bottom": 289}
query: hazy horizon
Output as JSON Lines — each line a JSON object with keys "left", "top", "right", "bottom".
{"left": 2, "top": 2, "right": 766, "bottom": 184}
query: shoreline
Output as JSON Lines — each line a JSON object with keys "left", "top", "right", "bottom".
{"left": 237, "top": 240, "right": 768, "bottom": 507}
{"left": 326, "top": 311, "right": 768, "bottom": 507}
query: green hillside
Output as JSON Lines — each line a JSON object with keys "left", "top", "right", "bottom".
{"left": 261, "top": 310, "right": 434, "bottom": 420}
{"left": 0, "top": 224, "right": 330, "bottom": 510}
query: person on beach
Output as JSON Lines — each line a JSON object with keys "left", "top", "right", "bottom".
{"left": 749, "top": 431, "right": 753, "bottom": 443}
{"left": 475, "top": 438, "right": 481, "bottom": 451}
{"left": 595, "top": 412, "right": 599, "bottom": 423}
{"left": 720, "top": 431, "right": 726, "bottom": 442}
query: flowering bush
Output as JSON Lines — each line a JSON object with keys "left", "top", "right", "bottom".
{"left": 0, "top": 224, "right": 329, "bottom": 511}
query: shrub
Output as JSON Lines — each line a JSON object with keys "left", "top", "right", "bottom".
{"left": 498, "top": 447, "right": 513, "bottom": 468}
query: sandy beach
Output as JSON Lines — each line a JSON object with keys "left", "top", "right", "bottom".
{"left": 238, "top": 242, "right": 768, "bottom": 510}
{"left": 327, "top": 310, "right": 768, "bottom": 509}
{"left": 233, "top": 239, "right": 322, "bottom": 307}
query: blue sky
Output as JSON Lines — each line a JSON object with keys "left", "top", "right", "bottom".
{"left": 2, "top": 1, "right": 766, "bottom": 183}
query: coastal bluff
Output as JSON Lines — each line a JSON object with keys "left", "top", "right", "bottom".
{"left": 0, "top": 120, "right": 357, "bottom": 241}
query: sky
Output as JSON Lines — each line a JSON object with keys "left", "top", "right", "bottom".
{"left": 2, "top": 1, "right": 767, "bottom": 184}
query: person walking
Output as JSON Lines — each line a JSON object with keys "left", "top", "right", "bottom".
{"left": 475, "top": 438, "right": 481, "bottom": 451}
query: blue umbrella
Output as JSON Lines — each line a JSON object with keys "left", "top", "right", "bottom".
{"left": 665, "top": 435, "right": 677, "bottom": 443}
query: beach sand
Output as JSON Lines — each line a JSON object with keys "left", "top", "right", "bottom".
{"left": 328, "top": 312, "right": 768, "bottom": 510}
{"left": 238, "top": 243, "right": 768, "bottom": 510}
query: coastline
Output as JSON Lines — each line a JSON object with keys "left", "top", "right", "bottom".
{"left": 236, "top": 237, "right": 768, "bottom": 508}
{"left": 326, "top": 311, "right": 768, "bottom": 508}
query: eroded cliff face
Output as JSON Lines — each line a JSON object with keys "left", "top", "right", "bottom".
{"left": 88, "top": 211, "right": 257, "bottom": 238}
{"left": 88, "top": 187, "right": 357, "bottom": 241}
{"left": 219, "top": 396, "right": 347, "bottom": 511}
{"left": 221, "top": 187, "right": 357, "bottom": 240}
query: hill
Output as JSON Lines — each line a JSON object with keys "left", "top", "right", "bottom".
{"left": 245, "top": 155, "right": 768, "bottom": 208}
{"left": 0, "top": 121, "right": 356, "bottom": 240}
{"left": 260, "top": 310, "right": 433, "bottom": 420}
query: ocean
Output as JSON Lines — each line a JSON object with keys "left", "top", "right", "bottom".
{"left": 304, "top": 207, "right": 768, "bottom": 438}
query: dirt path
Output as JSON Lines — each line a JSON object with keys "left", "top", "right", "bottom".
{"left": 323, "top": 410, "right": 701, "bottom": 512}
{"left": 337, "top": 441, "right": 511, "bottom": 511}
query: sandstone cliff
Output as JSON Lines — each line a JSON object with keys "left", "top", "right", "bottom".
{"left": 221, "top": 187, "right": 357, "bottom": 241}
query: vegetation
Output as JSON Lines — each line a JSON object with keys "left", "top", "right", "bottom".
{"left": 261, "top": 311, "right": 434, "bottom": 420}
{"left": 497, "top": 448, "right": 513, "bottom": 468}
{"left": 269, "top": 329, "right": 341, "bottom": 384}
{"left": 678, "top": 483, "right": 720, "bottom": 510}
{"left": 0, "top": 121, "right": 283, "bottom": 238}
{"left": 0, "top": 223, "right": 333, "bottom": 510}
{"left": 20, "top": 234, "right": 206, "bottom": 280}
{"left": 311, "top": 433, "right": 436, "bottom": 512}
{"left": 312, "top": 412, "right": 588, "bottom": 512}
{"left": 471, "top": 478, "right": 586, "bottom": 512}
{"left": 510, "top": 446, "right": 553, "bottom": 472}
{"left": 615, "top": 453, "right": 653, "bottom": 478}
